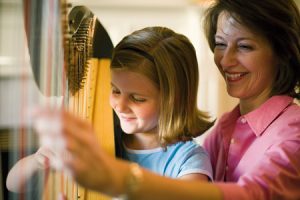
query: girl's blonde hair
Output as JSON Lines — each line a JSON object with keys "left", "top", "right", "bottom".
{"left": 111, "top": 26, "right": 214, "bottom": 147}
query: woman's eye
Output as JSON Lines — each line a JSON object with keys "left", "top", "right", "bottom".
{"left": 238, "top": 44, "right": 253, "bottom": 50}
{"left": 214, "top": 42, "right": 226, "bottom": 49}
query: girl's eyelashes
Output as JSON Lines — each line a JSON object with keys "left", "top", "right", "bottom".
{"left": 111, "top": 86, "right": 146, "bottom": 103}
{"left": 111, "top": 87, "right": 120, "bottom": 94}
{"left": 130, "top": 95, "right": 146, "bottom": 102}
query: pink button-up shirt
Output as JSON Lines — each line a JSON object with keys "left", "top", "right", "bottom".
{"left": 204, "top": 96, "right": 300, "bottom": 200}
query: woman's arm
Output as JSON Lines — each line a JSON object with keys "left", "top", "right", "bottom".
{"left": 180, "top": 173, "right": 209, "bottom": 181}
{"left": 55, "top": 109, "right": 222, "bottom": 199}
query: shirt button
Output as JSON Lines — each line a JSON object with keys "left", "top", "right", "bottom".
{"left": 241, "top": 118, "right": 246, "bottom": 124}
{"left": 230, "top": 138, "right": 235, "bottom": 144}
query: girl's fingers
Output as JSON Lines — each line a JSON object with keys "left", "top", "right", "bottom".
{"left": 32, "top": 107, "right": 107, "bottom": 183}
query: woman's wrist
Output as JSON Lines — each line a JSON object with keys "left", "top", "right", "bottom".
{"left": 117, "top": 162, "right": 144, "bottom": 200}
{"left": 106, "top": 159, "right": 144, "bottom": 200}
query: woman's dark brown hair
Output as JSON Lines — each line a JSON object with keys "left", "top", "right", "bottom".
{"left": 203, "top": 0, "right": 300, "bottom": 100}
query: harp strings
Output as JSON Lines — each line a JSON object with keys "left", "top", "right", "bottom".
{"left": 21, "top": 0, "right": 71, "bottom": 199}
{"left": 2, "top": 1, "right": 114, "bottom": 199}
{"left": 0, "top": 0, "right": 44, "bottom": 199}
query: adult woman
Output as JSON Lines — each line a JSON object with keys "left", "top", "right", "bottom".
{"left": 35, "top": 0, "right": 300, "bottom": 199}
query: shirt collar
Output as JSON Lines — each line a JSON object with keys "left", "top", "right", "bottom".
{"left": 244, "top": 95, "right": 293, "bottom": 137}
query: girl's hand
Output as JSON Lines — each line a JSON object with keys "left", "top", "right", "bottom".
{"left": 34, "top": 146, "right": 56, "bottom": 169}
{"left": 34, "top": 108, "right": 127, "bottom": 196}
{"left": 60, "top": 110, "right": 114, "bottom": 191}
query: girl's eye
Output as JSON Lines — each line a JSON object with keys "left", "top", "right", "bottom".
{"left": 111, "top": 87, "right": 120, "bottom": 94}
{"left": 131, "top": 95, "right": 146, "bottom": 102}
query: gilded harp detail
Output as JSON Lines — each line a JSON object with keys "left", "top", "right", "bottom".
{"left": 67, "top": 5, "right": 115, "bottom": 200}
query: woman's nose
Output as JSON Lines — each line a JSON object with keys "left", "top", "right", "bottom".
{"left": 220, "top": 48, "right": 238, "bottom": 69}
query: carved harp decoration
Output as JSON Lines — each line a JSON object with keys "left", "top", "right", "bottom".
{"left": 22, "top": 1, "right": 115, "bottom": 200}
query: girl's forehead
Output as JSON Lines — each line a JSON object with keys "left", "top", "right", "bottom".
{"left": 111, "top": 70, "right": 159, "bottom": 95}
{"left": 111, "top": 69, "right": 147, "bottom": 81}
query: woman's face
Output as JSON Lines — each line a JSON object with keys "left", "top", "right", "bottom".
{"left": 214, "top": 12, "right": 277, "bottom": 108}
{"left": 109, "top": 70, "right": 160, "bottom": 135}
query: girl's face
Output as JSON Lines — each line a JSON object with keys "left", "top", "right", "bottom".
{"left": 214, "top": 12, "right": 277, "bottom": 109}
{"left": 110, "top": 70, "right": 160, "bottom": 135}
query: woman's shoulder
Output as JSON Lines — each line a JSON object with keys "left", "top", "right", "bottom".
{"left": 277, "top": 101, "right": 300, "bottom": 123}
{"left": 264, "top": 101, "right": 300, "bottom": 143}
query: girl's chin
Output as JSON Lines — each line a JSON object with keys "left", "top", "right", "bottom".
{"left": 120, "top": 126, "right": 136, "bottom": 134}
{"left": 122, "top": 131, "right": 136, "bottom": 134}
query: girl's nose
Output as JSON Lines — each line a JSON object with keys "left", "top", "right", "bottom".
{"left": 111, "top": 96, "right": 130, "bottom": 113}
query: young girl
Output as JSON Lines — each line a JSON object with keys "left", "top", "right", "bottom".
{"left": 6, "top": 26, "right": 213, "bottom": 193}
{"left": 110, "top": 26, "right": 213, "bottom": 180}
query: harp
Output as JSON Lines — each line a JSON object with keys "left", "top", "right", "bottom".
{"left": 3, "top": 0, "right": 115, "bottom": 199}
{"left": 63, "top": 5, "right": 116, "bottom": 200}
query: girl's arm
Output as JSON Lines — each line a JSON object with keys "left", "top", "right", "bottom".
{"left": 6, "top": 146, "right": 53, "bottom": 193}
